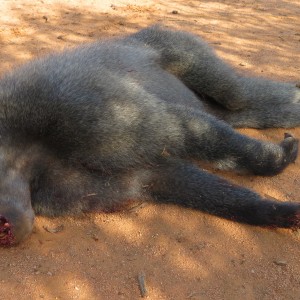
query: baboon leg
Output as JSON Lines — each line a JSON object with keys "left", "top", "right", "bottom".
{"left": 203, "top": 101, "right": 300, "bottom": 129}
{"left": 145, "top": 159, "right": 300, "bottom": 229}
{"left": 131, "top": 26, "right": 300, "bottom": 116}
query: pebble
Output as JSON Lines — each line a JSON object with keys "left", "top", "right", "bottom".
{"left": 273, "top": 260, "right": 287, "bottom": 266}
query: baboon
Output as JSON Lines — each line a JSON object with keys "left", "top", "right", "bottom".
{"left": 0, "top": 25, "right": 300, "bottom": 246}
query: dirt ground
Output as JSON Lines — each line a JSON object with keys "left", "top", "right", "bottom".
{"left": 0, "top": 0, "right": 300, "bottom": 299}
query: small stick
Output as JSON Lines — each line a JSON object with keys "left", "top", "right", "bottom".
{"left": 137, "top": 272, "right": 147, "bottom": 298}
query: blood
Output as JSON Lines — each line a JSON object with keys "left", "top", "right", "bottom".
{"left": 0, "top": 215, "right": 15, "bottom": 246}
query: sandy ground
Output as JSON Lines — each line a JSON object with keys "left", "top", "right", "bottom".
{"left": 0, "top": 0, "right": 300, "bottom": 299}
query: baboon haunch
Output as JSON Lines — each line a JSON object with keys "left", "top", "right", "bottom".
{"left": 0, "top": 25, "right": 300, "bottom": 246}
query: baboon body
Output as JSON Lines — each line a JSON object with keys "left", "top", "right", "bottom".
{"left": 0, "top": 26, "right": 300, "bottom": 245}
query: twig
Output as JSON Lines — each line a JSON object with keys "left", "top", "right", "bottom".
{"left": 137, "top": 272, "right": 147, "bottom": 298}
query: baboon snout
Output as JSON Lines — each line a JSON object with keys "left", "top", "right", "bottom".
{"left": 0, "top": 215, "right": 14, "bottom": 246}
{"left": 0, "top": 207, "right": 34, "bottom": 247}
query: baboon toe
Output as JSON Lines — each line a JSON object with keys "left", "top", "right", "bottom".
{"left": 281, "top": 133, "right": 298, "bottom": 163}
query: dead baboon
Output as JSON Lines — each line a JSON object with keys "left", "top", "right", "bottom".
{"left": 0, "top": 25, "right": 300, "bottom": 246}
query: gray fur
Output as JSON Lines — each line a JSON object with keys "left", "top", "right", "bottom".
{"left": 0, "top": 25, "right": 300, "bottom": 245}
